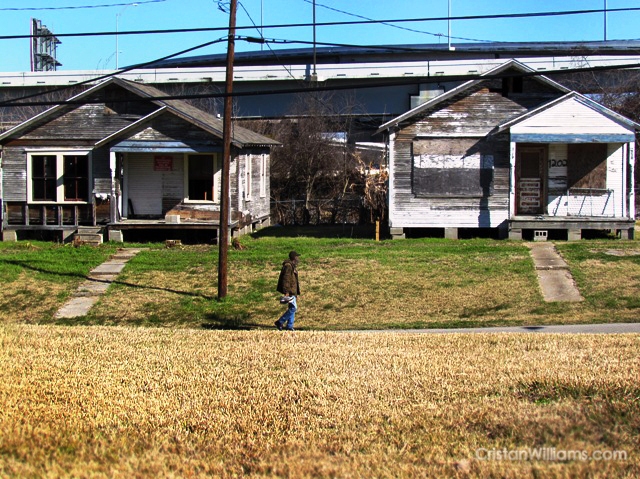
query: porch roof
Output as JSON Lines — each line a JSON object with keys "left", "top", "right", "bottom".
{"left": 498, "top": 92, "right": 640, "bottom": 142}
{"left": 110, "top": 140, "right": 223, "bottom": 153}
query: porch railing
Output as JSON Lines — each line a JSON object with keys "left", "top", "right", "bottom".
{"left": 550, "top": 188, "right": 616, "bottom": 217}
{"left": 2, "top": 200, "right": 111, "bottom": 228}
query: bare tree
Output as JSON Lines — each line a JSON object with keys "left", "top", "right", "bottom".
{"left": 0, "top": 86, "right": 85, "bottom": 132}
{"left": 241, "top": 91, "right": 367, "bottom": 224}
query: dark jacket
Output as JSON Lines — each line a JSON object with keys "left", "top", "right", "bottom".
{"left": 277, "top": 259, "right": 300, "bottom": 296}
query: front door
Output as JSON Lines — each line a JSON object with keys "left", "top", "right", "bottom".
{"left": 516, "top": 146, "right": 546, "bottom": 215}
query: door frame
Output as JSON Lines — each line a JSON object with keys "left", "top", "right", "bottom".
{"left": 516, "top": 145, "right": 547, "bottom": 215}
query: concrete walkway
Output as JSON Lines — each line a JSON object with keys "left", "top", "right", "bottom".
{"left": 54, "top": 248, "right": 144, "bottom": 319}
{"left": 366, "top": 323, "right": 640, "bottom": 334}
{"left": 528, "top": 242, "right": 583, "bottom": 302}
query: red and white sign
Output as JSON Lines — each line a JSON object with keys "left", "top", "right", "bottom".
{"left": 153, "top": 155, "right": 173, "bottom": 171}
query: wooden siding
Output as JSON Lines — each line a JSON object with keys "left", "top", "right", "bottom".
{"left": 130, "top": 115, "right": 221, "bottom": 143}
{"left": 1, "top": 79, "right": 274, "bottom": 234}
{"left": 605, "top": 144, "right": 624, "bottom": 217}
{"left": 91, "top": 147, "right": 111, "bottom": 196}
{"left": 236, "top": 149, "right": 271, "bottom": 223}
{"left": 2, "top": 145, "right": 113, "bottom": 203}
{"left": 387, "top": 70, "right": 635, "bottom": 230}
{"left": 404, "top": 80, "right": 562, "bottom": 138}
{"left": 390, "top": 135, "right": 511, "bottom": 228}
{"left": 509, "top": 97, "right": 633, "bottom": 138}
{"left": 2, "top": 147, "right": 27, "bottom": 202}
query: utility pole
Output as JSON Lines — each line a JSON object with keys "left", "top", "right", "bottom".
{"left": 604, "top": 0, "right": 608, "bottom": 41}
{"left": 218, "top": 0, "right": 237, "bottom": 299}
{"left": 448, "top": 0, "right": 452, "bottom": 51}
{"left": 312, "top": 0, "right": 317, "bottom": 80}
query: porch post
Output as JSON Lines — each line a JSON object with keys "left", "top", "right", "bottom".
{"left": 629, "top": 142, "right": 636, "bottom": 219}
{"left": 109, "top": 151, "right": 117, "bottom": 223}
{"left": 387, "top": 132, "right": 396, "bottom": 229}
{"left": 509, "top": 141, "right": 517, "bottom": 218}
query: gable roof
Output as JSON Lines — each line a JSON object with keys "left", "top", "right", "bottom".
{"left": 0, "top": 80, "right": 115, "bottom": 142}
{"left": 497, "top": 91, "right": 640, "bottom": 133}
{"left": 375, "top": 59, "right": 570, "bottom": 135}
{"left": 113, "top": 78, "right": 279, "bottom": 147}
{"left": 0, "top": 77, "right": 279, "bottom": 148}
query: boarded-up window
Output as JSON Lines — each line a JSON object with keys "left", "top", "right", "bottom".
{"left": 412, "top": 154, "right": 494, "bottom": 197}
{"left": 567, "top": 144, "right": 607, "bottom": 190}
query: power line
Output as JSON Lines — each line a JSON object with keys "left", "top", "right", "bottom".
{"left": 2, "top": 60, "right": 640, "bottom": 108}
{"left": 0, "top": 37, "right": 228, "bottom": 106}
{"left": 302, "top": 0, "right": 494, "bottom": 44}
{"left": 3, "top": 7, "right": 640, "bottom": 41}
{"left": 0, "top": 0, "right": 165, "bottom": 11}
{"left": 236, "top": 2, "right": 302, "bottom": 82}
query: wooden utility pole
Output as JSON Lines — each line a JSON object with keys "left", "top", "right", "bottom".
{"left": 218, "top": 0, "right": 237, "bottom": 299}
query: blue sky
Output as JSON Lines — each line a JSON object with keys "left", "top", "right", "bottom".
{"left": 2, "top": 0, "right": 640, "bottom": 72}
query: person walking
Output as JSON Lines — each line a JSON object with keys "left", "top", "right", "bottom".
{"left": 275, "top": 250, "right": 300, "bottom": 331}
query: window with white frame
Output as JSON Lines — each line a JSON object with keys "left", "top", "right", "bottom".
{"left": 260, "top": 153, "right": 267, "bottom": 198}
{"left": 185, "top": 153, "right": 220, "bottom": 202}
{"left": 28, "top": 152, "right": 90, "bottom": 202}
{"left": 244, "top": 155, "right": 252, "bottom": 201}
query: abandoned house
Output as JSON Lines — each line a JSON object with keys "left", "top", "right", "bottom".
{"left": 376, "top": 60, "right": 637, "bottom": 241}
{"left": 0, "top": 77, "right": 279, "bottom": 243}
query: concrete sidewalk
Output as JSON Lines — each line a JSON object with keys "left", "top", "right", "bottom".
{"left": 528, "top": 242, "right": 583, "bottom": 302}
{"left": 358, "top": 323, "right": 640, "bottom": 334}
{"left": 54, "top": 248, "right": 144, "bottom": 319}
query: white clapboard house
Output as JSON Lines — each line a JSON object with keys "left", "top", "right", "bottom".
{"left": 376, "top": 60, "right": 637, "bottom": 240}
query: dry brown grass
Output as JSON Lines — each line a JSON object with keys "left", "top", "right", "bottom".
{"left": 0, "top": 273, "right": 68, "bottom": 324}
{"left": 1, "top": 325, "right": 638, "bottom": 478}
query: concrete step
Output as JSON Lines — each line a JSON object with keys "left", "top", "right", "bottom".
{"left": 73, "top": 226, "right": 105, "bottom": 246}
{"left": 74, "top": 233, "right": 103, "bottom": 246}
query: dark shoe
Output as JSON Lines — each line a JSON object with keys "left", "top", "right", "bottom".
{"left": 274, "top": 321, "right": 283, "bottom": 331}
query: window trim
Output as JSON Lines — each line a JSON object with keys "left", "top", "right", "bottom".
{"left": 183, "top": 153, "right": 221, "bottom": 204}
{"left": 259, "top": 153, "right": 267, "bottom": 198}
{"left": 244, "top": 155, "right": 252, "bottom": 201}
{"left": 26, "top": 150, "right": 92, "bottom": 204}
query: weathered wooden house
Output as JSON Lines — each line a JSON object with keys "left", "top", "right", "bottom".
{"left": 0, "top": 77, "right": 279, "bottom": 243}
{"left": 376, "top": 60, "right": 637, "bottom": 240}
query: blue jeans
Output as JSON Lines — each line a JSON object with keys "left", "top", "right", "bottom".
{"left": 276, "top": 296, "right": 297, "bottom": 330}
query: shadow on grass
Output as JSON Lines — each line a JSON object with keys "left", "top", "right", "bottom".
{"left": 201, "top": 312, "right": 268, "bottom": 330}
{"left": 3, "top": 259, "right": 216, "bottom": 300}
{"left": 252, "top": 224, "right": 382, "bottom": 239}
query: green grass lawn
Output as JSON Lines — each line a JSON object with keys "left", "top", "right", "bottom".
{"left": 1, "top": 227, "right": 639, "bottom": 329}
